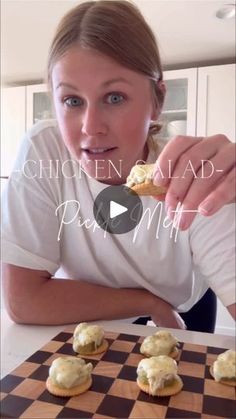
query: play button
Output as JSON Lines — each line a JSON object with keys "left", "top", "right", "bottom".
{"left": 93, "top": 185, "right": 143, "bottom": 234}
{"left": 110, "top": 201, "right": 128, "bottom": 219}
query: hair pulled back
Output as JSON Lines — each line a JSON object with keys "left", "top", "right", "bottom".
{"left": 48, "top": 0, "right": 164, "bottom": 134}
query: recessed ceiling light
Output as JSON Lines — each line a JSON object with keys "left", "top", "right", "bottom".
{"left": 216, "top": 4, "right": 236, "bottom": 19}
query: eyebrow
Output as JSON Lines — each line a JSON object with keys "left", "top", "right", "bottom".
{"left": 56, "top": 77, "right": 133, "bottom": 90}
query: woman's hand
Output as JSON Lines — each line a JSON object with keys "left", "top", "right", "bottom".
{"left": 151, "top": 297, "right": 186, "bottom": 329}
{"left": 153, "top": 134, "right": 235, "bottom": 230}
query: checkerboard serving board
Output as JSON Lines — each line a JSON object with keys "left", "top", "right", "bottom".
{"left": 1, "top": 327, "right": 235, "bottom": 418}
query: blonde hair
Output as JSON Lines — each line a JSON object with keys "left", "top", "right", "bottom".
{"left": 47, "top": 0, "right": 164, "bottom": 134}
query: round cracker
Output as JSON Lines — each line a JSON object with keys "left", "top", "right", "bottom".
{"left": 131, "top": 182, "right": 167, "bottom": 196}
{"left": 142, "top": 346, "right": 179, "bottom": 359}
{"left": 137, "top": 375, "right": 183, "bottom": 397}
{"left": 209, "top": 366, "right": 236, "bottom": 387}
{"left": 46, "top": 376, "right": 92, "bottom": 397}
{"left": 76, "top": 339, "right": 109, "bottom": 356}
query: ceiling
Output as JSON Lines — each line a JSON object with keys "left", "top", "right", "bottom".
{"left": 1, "top": 0, "right": 235, "bottom": 85}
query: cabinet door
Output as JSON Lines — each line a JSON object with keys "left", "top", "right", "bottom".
{"left": 1, "top": 86, "right": 26, "bottom": 177}
{"left": 197, "top": 64, "right": 235, "bottom": 142}
{"left": 160, "top": 68, "right": 197, "bottom": 140}
{"left": 26, "top": 84, "right": 54, "bottom": 129}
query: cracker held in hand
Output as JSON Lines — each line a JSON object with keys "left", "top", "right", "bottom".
{"left": 210, "top": 349, "right": 236, "bottom": 387}
{"left": 46, "top": 356, "right": 93, "bottom": 397}
{"left": 140, "top": 330, "right": 179, "bottom": 358}
{"left": 73, "top": 322, "right": 109, "bottom": 355}
{"left": 137, "top": 355, "right": 183, "bottom": 396}
{"left": 126, "top": 163, "right": 167, "bottom": 196}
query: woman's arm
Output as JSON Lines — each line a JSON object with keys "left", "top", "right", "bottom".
{"left": 2, "top": 263, "right": 185, "bottom": 328}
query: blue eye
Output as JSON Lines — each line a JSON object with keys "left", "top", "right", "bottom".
{"left": 64, "top": 97, "right": 83, "bottom": 107}
{"left": 106, "top": 93, "right": 124, "bottom": 104}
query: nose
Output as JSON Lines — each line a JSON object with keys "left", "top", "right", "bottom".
{"left": 81, "top": 105, "right": 107, "bottom": 136}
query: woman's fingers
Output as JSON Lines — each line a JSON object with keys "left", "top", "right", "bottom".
{"left": 152, "top": 134, "right": 235, "bottom": 229}
{"left": 199, "top": 165, "right": 236, "bottom": 216}
{"left": 168, "top": 142, "right": 235, "bottom": 229}
{"left": 152, "top": 310, "right": 186, "bottom": 329}
{"left": 164, "top": 137, "right": 221, "bottom": 206}
{"left": 153, "top": 135, "right": 204, "bottom": 186}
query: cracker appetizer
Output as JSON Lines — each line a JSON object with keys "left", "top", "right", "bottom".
{"left": 73, "top": 322, "right": 109, "bottom": 355}
{"left": 140, "top": 330, "right": 179, "bottom": 358}
{"left": 210, "top": 349, "right": 236, "bottom": 386}
{"left": 46, "top": 356, "right": 93, "bottom": 397}
{"left": 137, "top": 355, "right": 183, "bottom": 396}
{"left": 126, "top": 163, "right": 167, "bottom": 196}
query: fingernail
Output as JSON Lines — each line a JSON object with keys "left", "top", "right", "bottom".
{"left": 178, "top": 214, "right": 188, "bottom": 230}
{"left": 198, "top": 200, "right": 213, "bottom": 215}
{"left": 173, "top": 208, "right": 189, "bottom": 230}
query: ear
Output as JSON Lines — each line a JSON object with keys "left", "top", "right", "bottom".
{"left": 151, "top": 80, "right": 166, "bottom": 120}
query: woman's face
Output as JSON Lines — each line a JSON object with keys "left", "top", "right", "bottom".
{"left": 52, "top": 47, "right": 160, "bottom": 184}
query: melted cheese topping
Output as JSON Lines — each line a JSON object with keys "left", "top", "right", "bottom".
{"left": 49, "top": 356, "right": 93, "bottom": 389}
{"left": 137, "top": 355, "right": 178, "bottom": 394}
{"left": 73, "top": 323, "right": 104, "bottom": 351}
{"left": 140, "top": 330, "right": 178, "bottom": 356}
{"left": 126, "top": 164, "right": 155, "bottom": 187}
{"left": 213, "top": 349, "right": 236, "bottom": 382}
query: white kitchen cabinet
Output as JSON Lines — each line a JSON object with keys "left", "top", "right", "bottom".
{"left": 161, "top": 68, "right": 197, "bottom": 139}
{"left": 197, "top": 64, "right": 235, "bottom": 142}
{"left": 1, "top": 86, "right": 26, "bottom": 177}
{"left": 26, "top": 84, "right": 54, "bottom": 129}
{"left": 1, "top": 84, "right": 54, "bottom": 176}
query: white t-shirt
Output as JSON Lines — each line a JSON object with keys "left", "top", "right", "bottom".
{"left": 2, "top": 120, "right": 235, "bottom": 312}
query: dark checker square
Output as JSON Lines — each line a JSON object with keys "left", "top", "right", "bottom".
{"left": 101, "top": 349, "right": 129, "bottom": 364}
{"left": 29, "top": 365, "right": 49, "bottom": 381}
{"left": 181, "top": 375, "right": 204, "bottom": 393}
{"left": 106, "top": 338, "right": 115, "bottom": 346}
{"left": 117, "top": 333, "right": 140, "bottom": 342}
{"left": 97, "top": 394, "right": 135, "bottom": 418}
{"left": 207, "top": 346, "right": 228, "bottom": 355}
{"left": 204, "top": 365, "right": 212, "bottom": 379}
{"left": 166, "top": 407, "right": 201, "bottom": 418}
{"left": 137, "top": 391, "right": 170, "bottom": 405}
{"left": 132, "top": 342, "right": 142, "bottom": 354}
{"left": 79, "top": 359, "right": 99, "bottom": 369}
{"left": 118, "top": 365, "right": 137, "bottom": 382}
{"left": 0, "top": 394, "right": 32, "bottom": 418}
{"left": 0, "top": 374, "right": 24, "bottom": 393}
{"left": 39, "top": 389, "right": 69, "bottom": 406}
{"left": 53, "top": 332, "right": 72, "bottom": 342}
{"left": 203, "top": 395, "right": 236, "bottom": 418}
{"left": 26, "top": 350, "right": 52, "bottom": 364}
{"left": 57, "top": 406, "right": 92, "bottom": 418}
{"left": 180, "top": 350, "right": 206, "bottom": 364}
{"left": 57, "top": 343, "right": 75, "bottom": 356}
{"left": 90, "top": 374, "right": 113, "bottom": 394}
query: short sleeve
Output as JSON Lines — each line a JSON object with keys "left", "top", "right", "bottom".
{"left": 2, "top": 127, "right": 61, "bottom": 275}
{"left": 190, "top": 204, "right": 236, "bottom": 307}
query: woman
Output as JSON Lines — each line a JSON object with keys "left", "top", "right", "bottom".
{"left": 2, "top": 0, "right": 235, "bottom": 331}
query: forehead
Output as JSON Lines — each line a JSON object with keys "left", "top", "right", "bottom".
{"left": 52, "top": 46, "right": 150, "bottom": 90}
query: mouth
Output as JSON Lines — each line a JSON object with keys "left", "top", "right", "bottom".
{"left": 81, "top": 146, "right": 118, "bottom": 158}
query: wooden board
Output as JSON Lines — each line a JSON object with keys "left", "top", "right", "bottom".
{"left": 0, "top": 327, "right": 235, "bottom": 418}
